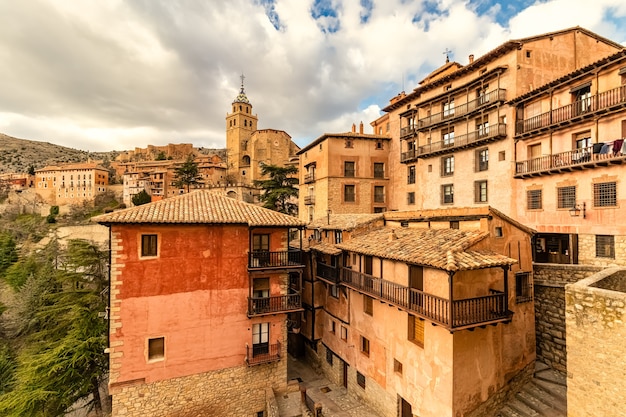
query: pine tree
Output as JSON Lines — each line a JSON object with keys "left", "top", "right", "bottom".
{"left": 173, "top": 154, "right": 202, "bottom": 192}
{"left": 253, "top": 163, "right": 299, "bottom": 215}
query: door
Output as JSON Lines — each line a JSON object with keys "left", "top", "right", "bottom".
{"left": 342, "top": 361, "right": 349, "bottom": 389}
{"left": 252, "top": 323, "right": 269, "bottom": 356}
{"left": 409, "top": 265, "right": 424, "bottom": 308}
{"left": 398, "top": 396, "right": 413, "bottom": 417}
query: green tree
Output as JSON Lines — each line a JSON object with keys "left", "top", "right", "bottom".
{"left": 132, "top": 190, "right": 152, "bottom": 206}
{"left": 155, "top": 151, "right": 167, "bottom": 160}
{"left": 253, "top": 163, "right": 299, "bottom": 215}
{"left": 173, "top": 155, "right": 202, "bottom": 192}
{"left": 0, "top": 239, "right": 108, "bottom": 417}
{"left": 27, "top": 165, "right": 35, "bottom": 175}
{"left": 0, "top": 233, "right": 18, "bottom": 277}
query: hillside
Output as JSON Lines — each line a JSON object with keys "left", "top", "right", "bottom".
{"left": 0, "top": 133, "right": 120, "bottom": 174}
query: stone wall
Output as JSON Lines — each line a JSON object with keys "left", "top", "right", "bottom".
{"left": 533, "top": 264, "right": 601, "bottom": 372}
{"left": 578, "top": 234, "right": 626, "bottom": 267}
{"left": 111, "top": 360, "right": 286, "bottom": 417}
{"left": 566, "top": 267, "right": 626, "bottom": 417}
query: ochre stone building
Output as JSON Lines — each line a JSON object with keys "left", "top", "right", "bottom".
{"left": 94, "top": 191, "right": 305, "bottom": 416}
{"left": 35, "top": 162, "right": 110, "bottom": 206}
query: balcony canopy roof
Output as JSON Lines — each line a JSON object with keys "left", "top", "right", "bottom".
{"left": 93, "top": 190, "right": 305, "bottom": 227}
{"left": 336, "top": 227, "right": 517, "bottom": 272}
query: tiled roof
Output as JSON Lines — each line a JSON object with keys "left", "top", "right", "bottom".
{"left": 93, "top": 190, "right": 305, "bottom": 227}
{"left": 308, "top": 214, "right": 384, "bottom": 231}
{"left": 307, "top": 240, "right": 342, "bottom": 255}
{"left": 336, "top": 227, "right": 517, "bottom": 271}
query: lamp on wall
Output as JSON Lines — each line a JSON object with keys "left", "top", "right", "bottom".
{"left": 569, "top": 202, "right": 586, "bottom": 219}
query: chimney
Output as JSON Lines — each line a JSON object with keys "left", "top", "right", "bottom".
{"left": 359, "top": 121, "right": 364, "bottom": 134}
{"left": 388, "top": 230, "right": 398, "bottom": 241}
{"left": 352, "top": 123, "right": 356, "bottom": 133}
{"left": 469, "top": 54, "right": 474, "bottom": 64}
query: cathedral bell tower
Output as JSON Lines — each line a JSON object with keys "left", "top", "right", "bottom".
{"left": 226, "top": 74, "right": 258, "bottom": 183}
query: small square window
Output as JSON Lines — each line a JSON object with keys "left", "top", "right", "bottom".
{"left": 499, "top": 151, "right": 506, "bottom": 161}
{"left": 360, "top": 336, "right": 370, "bottom": 356}
{"left": 141, "top": 234, "right": 158, "bottom": 257}
{"left": 450, "top": 221, "right": 459, "bottom": 229}
{"left": 148, "top": 337, "right": 165, "bottom": 361}
{"left": 495, "top": 227, "right": 503, "bottom": 237}
{"left": 596, "top": 235, "right": 615, "bottom": 258}
{"left": 394, "top": 359, "right": 403, "bottom": 375}
{"left": 407, "top": 192, "right": 415, "bottom": 205}
{"left": 357, "top": 371, "right": 366, "bottom": 388}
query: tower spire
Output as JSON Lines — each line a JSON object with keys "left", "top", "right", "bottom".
{"left": 240, "top": 73, "right": 246, "bottom": 93}
{"left": 233, "top": 73, "right": 250, "bottom": 104}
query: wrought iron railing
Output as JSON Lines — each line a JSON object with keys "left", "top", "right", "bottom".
{"left": 340, "top": 268, "right": 509, "bottom": 330}
{"left": 304, "top": 172, "right": 315, "bottom": 183}
{"left": 249, "top": 251, "right": 304, "bottom": 268}
{"left": 316, "top": 261, "right": 339, "bottom": 283}
{"left": 246, "top": 341, "right": 281, "bottom": 366}
{"left": 515, "top": 85, "right": 626, "bottom": 135}
{"left": 248, "top": 293, "right": 302, "bottom": 316}
{"left": 304, "top": 195, "right": 315, "bottom": 205}
{"left": 515, "top": 145, "right": 626, "bottom": 176}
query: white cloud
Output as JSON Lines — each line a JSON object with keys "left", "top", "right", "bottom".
{"left": 0, "top": 0, "right": 625, "bottom": 152}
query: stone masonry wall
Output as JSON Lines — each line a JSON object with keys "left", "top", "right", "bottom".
{"left": 533, "top": 264, "right": 601, "bottom": 373}
{"left": 112, "top": 360, "right": 286, "bottom": 417}
{"left": 566, "top": 267, "right": 626, "bottom": 417}
{"left": 578, "top": 234, "right": 626, "bottom": 267}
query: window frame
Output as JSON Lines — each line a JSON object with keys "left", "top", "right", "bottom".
{"left": 252, "top": 234, "right": 270, "bottom": 251}
{"left": 374, "top": 186, "right": 385, "bottom": 203}
{"left": 141, "top": 234, "right": 158, "bottom": 258}
{"left": 344, "top": 161, "right": 355, "bottom": 177}
{"left": 147, "top": 337, "right": 165, "bottom": 362}
{"left": 363, "top": 295, "right": 373, "bottom": 316}
{"left": 557, "top": 186, "right": 576, "bottom": 209}
{"left": 360, "top": 336, "right": 370, "bottom": 356}
{"left": 344, "top": 184, "right": 356, "bottom": 203}
{"left": 474, "top": 180, "right": 488, "bottom": 203}
{"left": 441, "top": 156, "right": 454, "bottom": 176}
{"left": 373, "top": 162, "right": 385, "bottom": 179}
{"left": 441, "top": 184, "right": 454, "bottom": 205}
{"left": 596, "top": 235, "right": 615, "bottom": 259}
{"left": 408, "top": 315, "right": 424, "bottom": 347}
{"left": 407, "top": 165, "right": 416, "bottom": 184}
{"left": 476, "top": 148, "right": 489, "bottom": 172}
{"left": 593, "top": 182, "right": 617, "bottom": 207}
{"left": 527, "top": 189, "right": 542, "bottom": 210}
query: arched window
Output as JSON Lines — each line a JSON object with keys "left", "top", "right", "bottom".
{"left": 239, "top": 105, "right": 242, "bottom": 111}
{"left": 242, "top": 155, "right": 251, "bottom": 165}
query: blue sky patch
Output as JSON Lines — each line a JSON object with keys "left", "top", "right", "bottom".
{"left": 311, "top": 0, "right": 340, "bottom": 33}
{"left": 257, "top": 0, "right": 283, "bottom": 30}
{"left": 360, "top": 0, "right": 373, "bottom": 24}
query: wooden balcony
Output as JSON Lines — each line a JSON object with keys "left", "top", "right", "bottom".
{"left": 402, "top": 123, "right": 507, "bottom": 161}
{"left": 341, "top": 268, "right": 510, "bottom": 331}
{"left": 248, "top": 293, "right": 303, "bottom": 316}
{"left": 304, "top": 172, "right": 316, "bottom": 183}
{"left": 304, "top": 195, "right": 315, "bottom": 205}
{"left": 316, "top": 261, "right": 339, "bottom": 284}
{"left": 246, "top": 341, "right": 281, "bottom": 366}
{"left": 399, "top": 89, "right": 507, "bottom": 139}
{"left": 515, "top": 145, "right": 626, "bottom": 178}
{"left": 515, "top": 85, "right": 626, "bottom": 138}
{"left": 249, "top": 250, "right": 305, "bottom": 269}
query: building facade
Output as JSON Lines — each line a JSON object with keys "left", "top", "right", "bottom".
{"left": 297, "top": 123, "right": 391, "bottom": 222}
{"left": 94, "top": 191, "right": 305, "bottom": 417}
{"left": 299, "top": 208, "right": 536, "bottom": 417}
{"left": 35, "top": 162, "right": 110, "bottom": 206}
{"left": 511, "top": 49, "right": 626, "bottom": 267}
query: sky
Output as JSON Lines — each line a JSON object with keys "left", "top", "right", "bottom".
{"left": 1, "top": 0, "right": 626, "bottom": 152}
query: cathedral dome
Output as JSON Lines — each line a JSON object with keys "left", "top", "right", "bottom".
{"left": 233, "top": 88, "right": 250, "bottom": 104}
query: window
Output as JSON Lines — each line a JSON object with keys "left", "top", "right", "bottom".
{"left": 141, "top": 234, "right": 158, "bottom": 257}
{"left": 450, "top": 221, "right": 459, "bottom": 229}
{"left": 374, "top": 186, "right": 385, "bottom": 203}
{"left": 557, "top": 186, "right": 576, "bottom": 209}
{"left": 596, "top": 235, "right": 615, "bottom": 258}
{"left": 335, "top": 230, "right": 343, "bottom": 244}
{"left": 252, "top": 323, "right": 270, "bottom": 356}
{"left": 344, "top": 161, "right": 355, "bottom": 177}
{"left": 442, "top": 184, "right": 454, "bottom": 204}
{"left": 475, "top": 180, "right": 488, "bottom": 203}
{"left": 326, "top": 348, "right": 334, "bottom": 365}
{"left": 443, "top": 98, "right": 454, "bottom": 117}
{"left": 344, "top": 185, "right": 356, "bottom": 202}
{"left": 572, "top": 83, "right": 592, "bottom": 114}
{"left": 374, "top": 207, "right": 386, "bottom": 213}
{"left": 476, "top": 148, "right": 489, "bottom": 171}
{"left": 330, "top": 284, "right": 339, "bottom": 298}
{"left": 330, "top": 320, "right": 336, "bottom": 334}
{"left": 364, "top": 255, "right": 373, "bottom": 275}
{"left": 477, "top": 85, "right": 489, "bottom": 104}
{"left": 253, "top": 278, "right": 270, "bottom": 298}
{"left": 148, "top": 337, "right": 165, "bottom": 361}
{"left": 364, "top": 295, "right": 373, "bottom": 316}
{"left": 360, "top": 336, "right": 370, "bottom": 356}
{"left": 593, "top": 182, "right": 617, "bottom": 207}
{"left": 442, "top": 127, "right": 455, "bottom": 147}
{"left": 527, "top": 189, "right": 542, "bottom": 210}
{"left": 356, "top": 371, "right": 366, "bottom": 388}
{"left": 515, "top": 272, "right": 533, "bottom": 303}
{"left": 476, "top": 119, "right": 489, "bottom": 138}
{"left": 408, "top": 315, "right": 424, "bottom": 347}
{"left": 341, "top": 326, "right": 348, "bottom": 341}
{"left": 407, "top": 165, "right": 415, "bottom": 184}
{"left": 373, "top": 163, "right": 384, "bottom": 178}
{"left": 494, "top": 226, "right": 503, "bottom": 237}
{"left": 394, "top": 359, "right": 403, "bottom": 375}
{"left": 345, "top": 139, "right": 353, "bottom": 148}
{"left": 441, "top": 156, "right": 454, "bottom": 176}
{"left": 376, "top": 141, "right": 384, "bottom": 149}
{"left": 407, "top": 192, "right": 415, "bottom": 205}
{"left": 253, "top": 234, "right": 270, "bottom": 251}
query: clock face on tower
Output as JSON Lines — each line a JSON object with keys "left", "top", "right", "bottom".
{"left": 273, "top": 140, "right": 279, "bottom": 146}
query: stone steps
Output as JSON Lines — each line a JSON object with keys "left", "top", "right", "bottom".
{"left": 496, "top": 362, "right": 566, "bottom": 417}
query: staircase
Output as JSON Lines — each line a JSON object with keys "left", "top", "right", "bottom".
{"left": 496, "top": 362, "right": 567, "bottom": 417}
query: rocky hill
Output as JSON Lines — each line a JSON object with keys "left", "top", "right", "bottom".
{"left": 0, "top": 133, "right": 120, "bottom": 174}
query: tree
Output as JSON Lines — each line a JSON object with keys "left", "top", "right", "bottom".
{"left": 27, "top": 165, "right": 35, "bottom": 176}
{"left": 253, "top": 163, "right": 299, "bottom": 215}
{"left": 0, "top": 233, "right": 18, "bottom": 277}
{"left": 132, "top": 190, "right": 152, "bottom": 206}
{"left": 0, "top": 239, "right": 109, "bottom": 417}
{"left": 155, "top": 151, "right": 167, "bottom": 160}
{"left": 173, "top": 155, "right": 202, "bottom": 192}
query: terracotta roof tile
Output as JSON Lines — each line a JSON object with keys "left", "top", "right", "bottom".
{"left": 336, "top": 227, "right": 517, "bottom": 271}
{"left": 308, "top": 213, "right": 384, "bottom": 231}
{"left": 93, "top": 190, "right": 305, "bottom": 227}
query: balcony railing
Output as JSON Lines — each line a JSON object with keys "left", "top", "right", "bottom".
{"left": 341, "top": 268, "right": 509, "bottom": 331}
{"left": 304, "top": 172, "right": 316, "bottom": 183}
{"left": 248, "top": 293, "right": 302, "bottom": 316}
{"left": 249, "top": 251, "right": 304, "bottom": 269}
{"left": 515, "top": 85, "right": 626, "bottom": 136}
{"left": 246, "top": 341, "right": 281, "bottom": 366}
{"left": 316, "top": 261, "right": 339, "bottom": 284}
{"left": 515, "top": 145, "right": 626, "bottom": 177}
{"left": 304, "top": 195, "right": 315, "bottom": 205}
{"left": 402, "top": 123, "right": 507, "bottom": 161}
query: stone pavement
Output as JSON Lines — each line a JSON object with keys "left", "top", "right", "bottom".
{"left": 276, "top": 355, "right": 381, "bottom": 417}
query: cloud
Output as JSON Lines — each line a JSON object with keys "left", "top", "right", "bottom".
{"left": 0, "top": 0, "right": 625, "bottom": 152}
